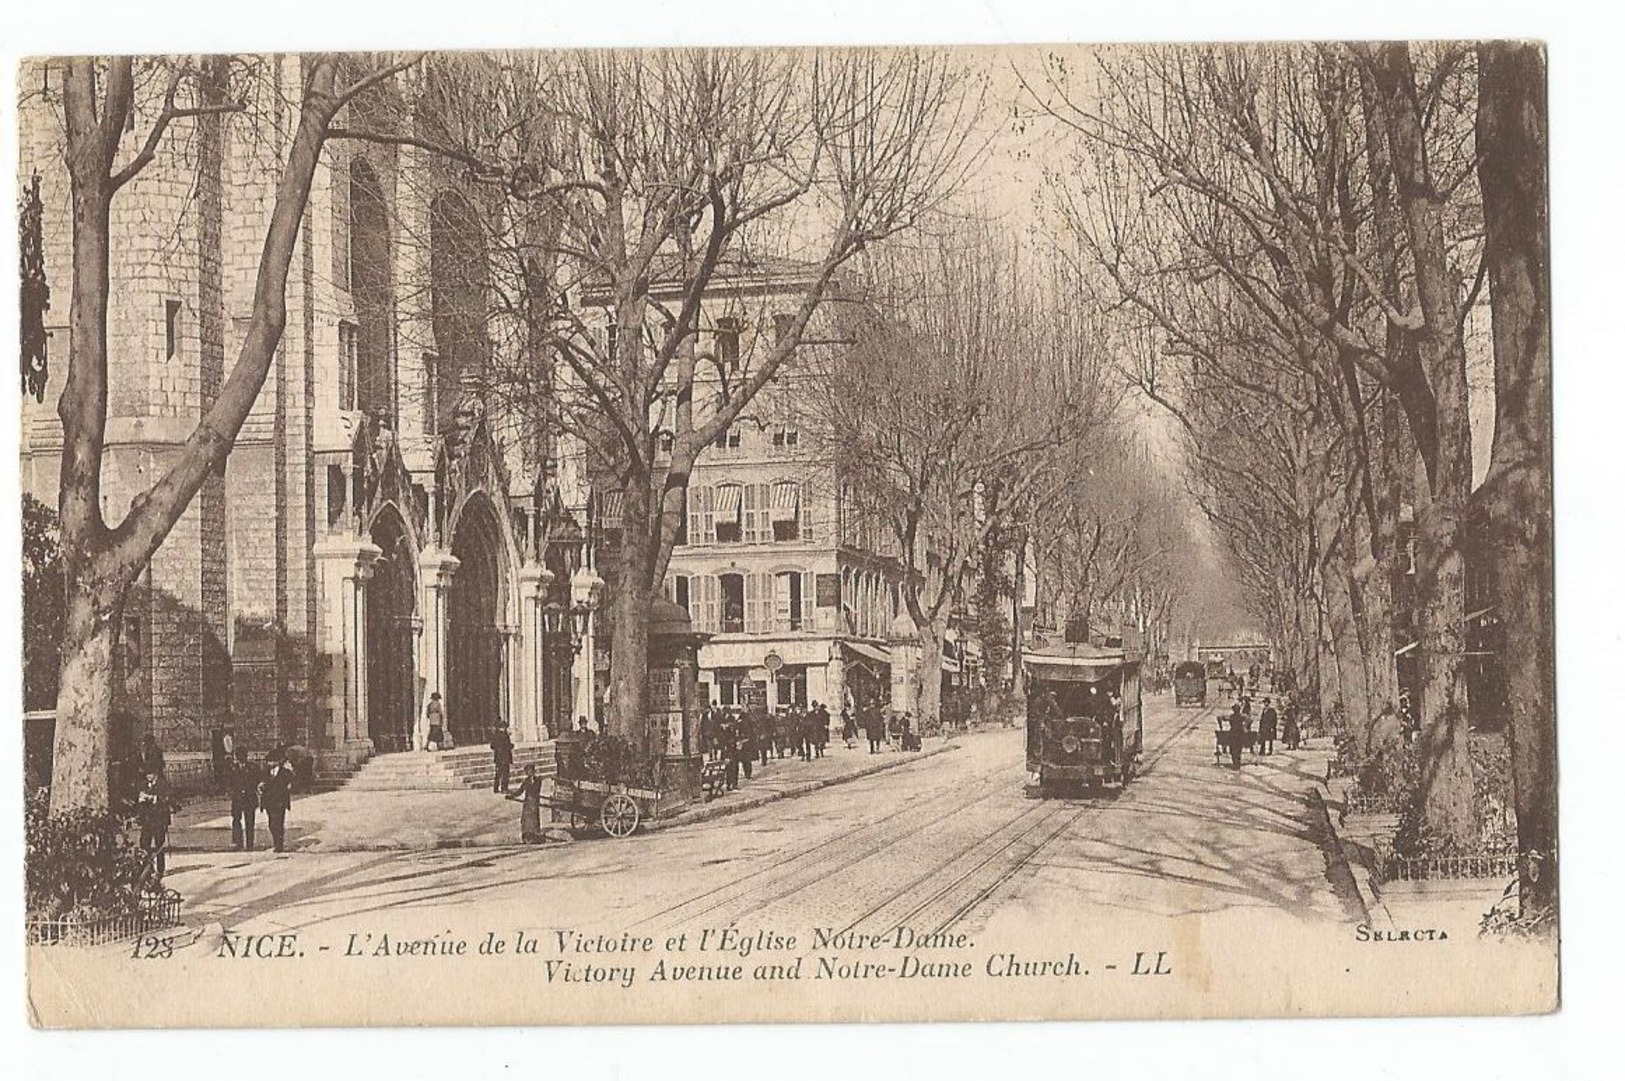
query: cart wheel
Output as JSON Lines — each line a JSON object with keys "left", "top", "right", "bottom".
{"left": 568, "top": 812, "right": 591, "bottom": 837}
{"left": 600, "top": 793, "right": 640, "bottom": 838}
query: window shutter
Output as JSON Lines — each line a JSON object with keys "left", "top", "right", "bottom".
{"left": 800, "top": 482, "right": 814, "bottom": 541}
{"left": 803, "top": 571, "right": 816, "bottom": 629}
{"left": 746, "top": 572, "right": 769, "bottom": 633}
{"left": 698, "top": 575, "right": 718, "bottom": 632}
{"left": 774, "top": 573, "right": 793, "bottom": 630}
{"left": 687, "top": 486, "right": 704, "bottom": 545}
{"left": 742, "top": 483, "right": 759, "bottom": 543}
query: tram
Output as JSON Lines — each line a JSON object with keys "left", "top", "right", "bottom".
{"left": 1172, "top": 661, "right": 1208, "bottom": 707}
{"left": 1023, "top": 644, "right": 1144, "bottom": 795}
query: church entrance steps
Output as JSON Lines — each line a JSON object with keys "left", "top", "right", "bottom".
{"left": 340, "top": 743, "right": 556, "bottom": 791}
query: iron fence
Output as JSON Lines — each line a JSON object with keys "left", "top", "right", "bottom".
{"left": 1344, "top": 793, "right": 1402, "bottom": 816}
{"left": 27, "top": 890, "right": 182, "bottom": 947}
{"left": 1382, "top": 853, "right": 1519, "bottom": 882}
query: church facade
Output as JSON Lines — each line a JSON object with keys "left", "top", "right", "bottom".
{"left": 19, "top": 57, "right": 598, "bottom": 765}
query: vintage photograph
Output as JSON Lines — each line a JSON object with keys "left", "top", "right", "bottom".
{"left": 18, "top": 41, "right": 1557, "bottom": 1027}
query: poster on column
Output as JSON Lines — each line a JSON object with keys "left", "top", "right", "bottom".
{"left": 17, "top": 36, "right": 1559, "bottom": 1030}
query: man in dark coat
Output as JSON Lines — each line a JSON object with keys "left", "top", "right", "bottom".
{"left": 1258, "top": 699, "right": 1278, "bottom": 755}
{"left": 720, "top": 713, "right": 740, "bottom": 790}
{"left": 262, "top": 747, "right": 296, "bottom": 852}
{"left": 229, "top": 748, "right": 261, "bottom": 851}
{"left": 135, "top": 772, "right": 178, "bottom": 882}
{"left": 141, "top": 733, "right": 166, "bottom": 779}
{"left": 1226, "top": 705, "right": 1247, "bottom": 769}
{"left": 864, "top": 706, "right": 885, "bottom": 754}
{"left": 491, "top": 722, "right": 515, "bottom": 793}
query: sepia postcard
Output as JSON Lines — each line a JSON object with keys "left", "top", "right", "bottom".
{"left": 18, "top": 40, "right": 1558, "bottom": 1028}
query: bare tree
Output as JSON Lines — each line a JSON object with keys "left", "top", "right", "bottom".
{"left": 1473, "top": 41, "right": 1555, "bottom": 922}
{"left": 1027, "top": 42, "right": 1485, "bottom": 846}
{"left": 812, "top": 222, "right": 1119, "bottom": 725}
{"left": 40, "top": 54, "right": 417, "bottom": 814}
{"left": 362, "top": 49, "right": 985, "bottom": 750}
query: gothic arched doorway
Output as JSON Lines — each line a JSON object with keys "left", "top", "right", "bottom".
{"left": 367, "top": 507, "right": 417, "bottom": 753}
{"left": 447, "top": 494, "right": 505, "bottom": 745}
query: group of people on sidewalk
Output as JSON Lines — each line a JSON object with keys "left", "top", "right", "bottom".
{"left": 1218, "top": 694, "right": 1302, "bottom": 769}
{"left": 698, "top": 702, "right": 834, "bottom": 793}
{"left": 221, "top": 746, "right": 299, "bottom": 854}
{"left": 123, "top": 736, "right": 299, "bottom": 888}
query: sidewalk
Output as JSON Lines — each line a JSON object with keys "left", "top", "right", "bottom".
{"left": 166, "top": 738, "right": 957, "bottom": 853}
{"left": 1312, "top": 771, "right": 1511, "bottom": 932}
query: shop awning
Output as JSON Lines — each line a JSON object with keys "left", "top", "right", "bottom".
{"left": 770, "top": 481, "right": 800, "bottom": 522}
{"left": 1395, "top": 641, "right": 1418, "bottom": 657}
{"left": 599, "top": 490, "right": 625, "bottom": 528}
{"left": 844, "top": 640, "right": 892, "bottom": 667}
{"left": 1465, "top": 606, "right": 1496, "bottom": 623}
{"left": 713, "top": 483, "right": 743, "bottom": 518}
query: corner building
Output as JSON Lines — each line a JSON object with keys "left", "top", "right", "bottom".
{"left": 635, "top": 267, "right": 909, "bottom": 715}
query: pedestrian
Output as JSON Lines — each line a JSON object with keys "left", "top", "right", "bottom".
{"left": 864, "top": 705, "right": 884, "bottom": 754}
{"left": 739, "top": 713, "right": 756, "bottom": 781}
{"left": 508, "top": 764, "right": 545, "bottom": 843}
{"left": 261, "top": 747, "right": 296, "bottom": 853}
{"left": 135, "top": 771, "right": 178, "bottom": 884}
{"left": 1258, "top": 698, "right": 1278, "bottom": 755}
{"left": 425, "top": 692, "right": 446, "bottom": 751}
{"left": 490, "top": 721, "right": 514, "bottom": 793}
{"left": 1226, "top": 705, "right": 1247, "bottom": 770}
{"left": 141, "top": 732, "right": 166, "bottom": 779}
{"left": 900, "top": 713, "right": 917, "bottom": 752}
{"left": 813, "top": 702, "right": 830, "bottom": 757}
{"left": 229, "top": 747, "right": 260, "bottom": 851}
{"left": 1282, "top": 703, "right": 1302, "bottom": 751}
{"left": 721, "top": 714, "right": 741, "bottom": 791}
{"left": 842, "top": 707, "right": 857, "bottom": 750}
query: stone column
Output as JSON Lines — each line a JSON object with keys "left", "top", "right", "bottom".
{"left": 572, "top": 612, "right": 596, "bottom": 727}
{"left": 517, "top": 564, "right": 554, "bottom": 744}
{"left": 313, "top": 536, "right": 382, "bottom": 751}
{"left": 825, "top": 646, "right": 847, "bottom": 715}
{"left": 417, "top": 547, "right": 460, "bottom": 750}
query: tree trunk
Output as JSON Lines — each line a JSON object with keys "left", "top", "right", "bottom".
{"left": 1010, "top": 527, "right": 1027, "bottom": 697}
{"left": 1351, "top": 514, "right": 1402, "bottom": 753}
{"left": 607, "top": 484, "right": 654, "bottom": 754}
{"left": 48, "top": 579, "right": 123, "bottom": 815}
{"left": 1476, "top": 41, "right": 1556, "bottom": 919}
{"left": 1362, "top": 42, "right": 1480, "bottom": 851}
{"left": 1319, "top": 518, "right": 1371, "bottom": 751}
{"left": 1412, "top": 489, "right": 1478, "bottom": 848}
{"left": 915, "top": 616, "right": 947, "bottom": 729}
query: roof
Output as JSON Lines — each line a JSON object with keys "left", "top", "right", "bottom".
{"left": 1023, "top": 643, "right": 1139, "bottom": 683}
{"left": 649, "top": 598, "right": 705, "bottom": 640}
{"left": 844, "top": 640, "right": 892, "bottom": 666}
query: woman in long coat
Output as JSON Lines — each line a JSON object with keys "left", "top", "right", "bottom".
{"left": 509, "top": 765, "right": 544, "bottom": 843}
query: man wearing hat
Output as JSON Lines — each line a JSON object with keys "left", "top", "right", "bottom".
{"left": 490, "top": 719, "right": 515, "bottom": 793}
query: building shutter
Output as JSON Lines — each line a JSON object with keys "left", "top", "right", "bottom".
{"left": 746, "top": 572, "right": 771, "bottom": 633}
{"left": 696, "top": 575, "right": 719, "bottom": 632}
{"left": 803, "top": 570, "right": 817, "bottom": 630}
{"left": 774, "top": 572, "right": 793, "bottom": 630}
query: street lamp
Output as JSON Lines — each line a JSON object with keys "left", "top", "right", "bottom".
{"left": 570, "top": 565, "right": 606, "bottom": 633}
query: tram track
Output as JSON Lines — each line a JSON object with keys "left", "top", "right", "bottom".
{"left": 833, "top": 703, "right": 1216, "bottom": 937}
{"left": 627, "top": 742, "right": 1020, "bottom": 933}
{"left": 636, "top": 702, "right": 1216, "bottom": 939}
